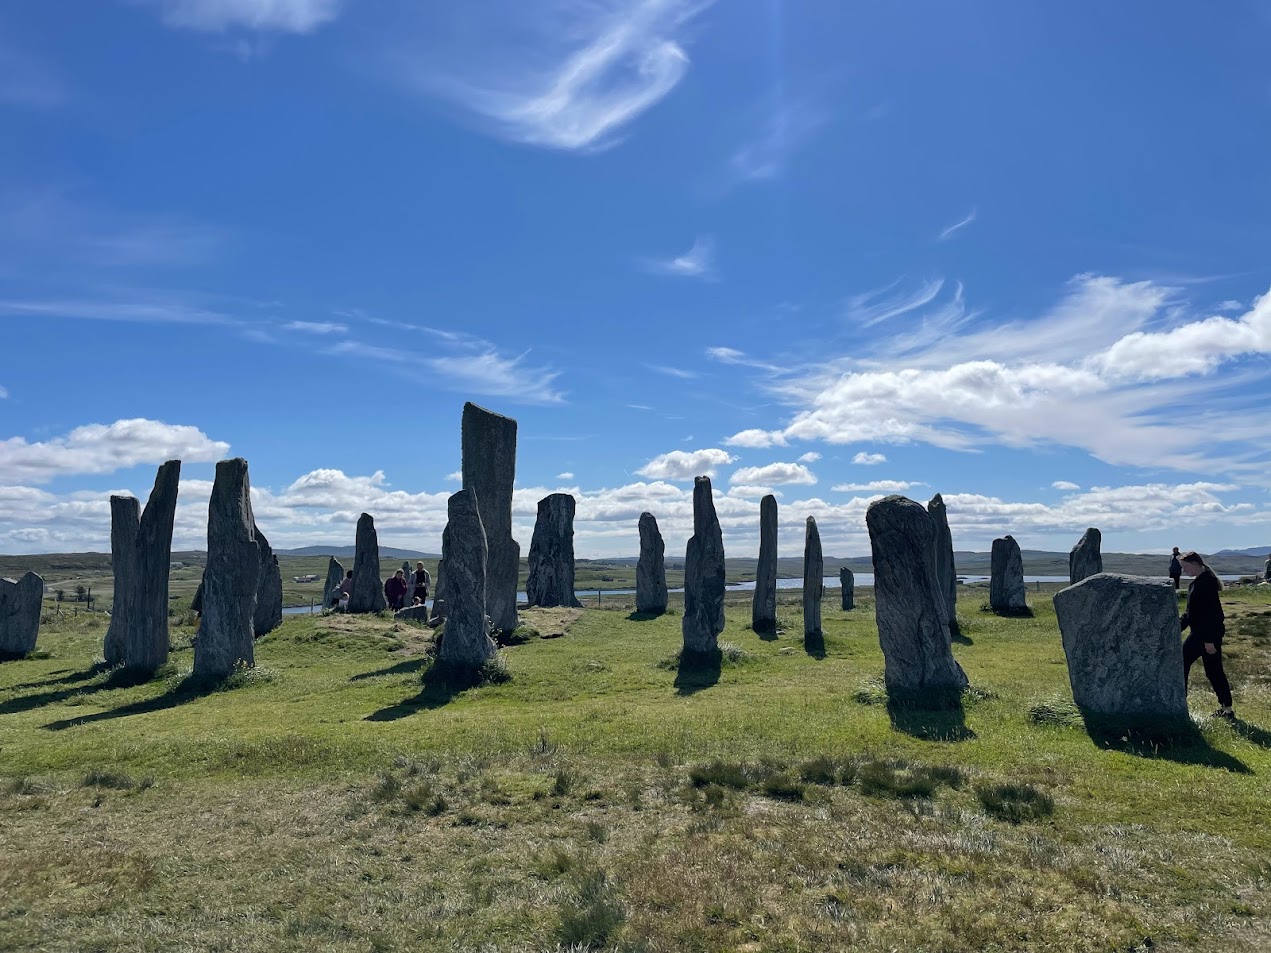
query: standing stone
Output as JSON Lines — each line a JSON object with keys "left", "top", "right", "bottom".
{"left": 1264, "top": 554, "right": 1271, "bottom": 583}
{"left": 191, "top": 576, "right": 204, "bottom": 614}
{"left": 323, "top": 557, "right": 344, "bottom": 608}
{"left": 348, "top": 513, "right": 387, "bottom": 614}
{"left": 252, "top": 525, "right": 283, "bottom": 637}
{"left": 430, "top": 548, "right": 448, "bottom": 623}
{"left": 194, "top": 459, "right": 258, "bottom": 679}
{"left": 989, "top": 536, "right": 1028, "bottom": 612}
{"left": 1069, "top": 528, "right": 1103, "bottom": 585}
{"left": 104, "top": 495, "right": 141, "bottom": 667}
{"left": 866, "top": 496, "right": 968, "bottom": 698}
{"left": 438, "top": 487, "right": 497, "bottom": 669}
{"left": 0, "top": 572, "right": 43, "bottom": 657}
{"left": 1053, "top": 573, "right": 1187, "bottom": 719}
{"left": 126, "top": 460, "right": 181, "bottom": 673}
{"left": 840, "top": 567, "right": 855, "bottom": 611}
{"left": 928, "top": 493, "right": 959, "bottom": 639}
{"left": 526, "top": 493, "right": 582, "bottom": 608}
{"left": 803, "top": 516, "right": 824, "bottom": 640}
{"left": 752, "top": 495, "right": 778, "bottom": 633}
{"left": 636, "top": 512, "right": 667, "bottom": 615}
{"left": 682, "top": 476, "right": 725, "bottom": 656}
{"left": 462, "top": 402, "right": 519, "bottom": 633}
{"left": 401, "top": 561, "right": 415, "bottom": 607}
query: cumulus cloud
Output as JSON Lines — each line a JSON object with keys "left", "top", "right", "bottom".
{"left": 832, "top": 480, "right": 919, "bottom": 493}
{"left": 636, "top": 448, "right": 736, "bottom": 480}
{"left": 798, "top": 452, "right": 821, "bottom": 463}
{"left": 725, "top": 428, "right": 786, "bottom": 449}
{"left": 852, "top": 452, "right": 887, "bottom": 466}
{"left": 557, "top": 472, "right": 575, "bottom": 480}
{"left": 0, "top": 419, "right": 229, "bottom": 484}
{"left": 729, "top": 462, "right": 816, "bottom": 486}
{"left": 1051, "top": 481, "right": 1081, "bottom": 491}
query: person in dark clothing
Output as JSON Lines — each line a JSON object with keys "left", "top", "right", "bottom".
{"left": 1179, "top": 551, "right": 1234, "bottom": 718}
{"left": 384, "top": 570, "right": 408, "bottom": 611}
{"left": 414, "top": 561, "right": 430, "bottom": 605}
{"left": 1168, "top": 547, "right": 1182, "bottom": 590}
{"left": 332, "top": 570, "right": 354, "bottom": 608}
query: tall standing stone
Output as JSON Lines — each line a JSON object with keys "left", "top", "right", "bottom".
{"left": 348, "top": 513, "right": 387, "bottom": 614}
{"left": 430, "top": 546, "right": 448, "bottom": 623}
{"left": 989, "top": 536, "right": 1028, "bottom": 612}
{"left": 635, "top": 512, "right": 667, "bottom": 615}
{"left": 401, "top": 561, "right": 415, "bottom": 607}
{"left": 438, "top": 487, "right": 497, "bottom": 669}
{"left": 462, "top": 402, "right": 519, "bottom": 633}
{"left": 1069, "top": 527, "right": 1103, "bottom": 585}
{"left": 752, "top": 495, "right": 778, "bottom": 633}
{"left": 252, "top": 524, "right": 283, "bottom": 637}
{"left": 126, "top": 460, "right": 181, "bottom": 673}
{"left": 866, "top": 496, "right": 968, "bottom": 698}
{"left": 840, "top": 567, "right": 855, "bottom": 611}
{"left": 927, "top": 493, "right": 959, "bottom": 638}
{"left": 1053, "top": 573, "right": 1187, "bottom": 719}
{"left": 803, "top": 516, "right": 824, "bottom": 640}
{"left": 194, "top": 459, "right": 258, "bottom": 679}
{"left": 0, "top": 572, "right": 43, "bottom": 657}
{"left": 104, "top": 495, "right": 141, "bottom": 667}
{"left": 1264, "top": 554, "right": 1271, "bottom": 583}
{"left": 526, "top": 493, "right": 582, "bottom": 608}
{"left": 323, "top": 556, "right": 344, "bottom": 608}
{"left": 682, "top": 476, "right": 725, "bottom": 656}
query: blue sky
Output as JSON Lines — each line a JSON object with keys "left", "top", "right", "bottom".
{"left": 2, "top": 0, "right": 1270, "bottom": 558}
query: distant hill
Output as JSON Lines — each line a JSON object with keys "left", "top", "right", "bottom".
{"left": 276, "top": 546, "right": 438, "bottom": 560}
{"left": 1213, "top": 546, "right": 1271, "bottom": 558}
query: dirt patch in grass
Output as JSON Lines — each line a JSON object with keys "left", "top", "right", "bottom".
{"left": 517, "top": 606, "right": 584, "bottom": 640}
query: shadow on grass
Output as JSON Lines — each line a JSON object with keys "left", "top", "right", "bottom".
{"left": 348, "top": 656, "right": 432, "bottom": 683}
{"left": 42, "top": 674, "right": 223, "bottom": 732}
{"left": 625, "top": 610, "right": 665, "bottom": 623}
{"left": 886, "top": 688, "right": 975, "bottom": 742}
{"left": 803, "top": 631, "right": 826, "bottom": 660}
{"left": 988, "top": 605, "right": 1035, "bottom": 619}
{"left": 364, "top": 661, "right": 491, "bottom": 721}
{"left": 3, "top": 664, "right": 106, "bottom": 692}
{"left": 1232, "top": 719, "right": 1271, "bottom": 750}
{"left": 673, "top": 649, "right": 721, "bottom": 696}
{"left": 1081, "top": 712, "right": 1251, "bottom": 773}
{"left": 951, "top": 624, "right": 974, "bottom": 646}
{"left": 1, "top": 665, "right": 162, "bottom": 717}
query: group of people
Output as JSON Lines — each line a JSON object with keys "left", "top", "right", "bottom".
{"left": 327, "top": 562, "right": 431, "bottom": 613}
{"left": 1169, "top": 548, "right": 1235, "bottom": 720}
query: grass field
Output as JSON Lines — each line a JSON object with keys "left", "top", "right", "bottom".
{"left": 2, "top": 585, "right": 1269, "bottom": 952}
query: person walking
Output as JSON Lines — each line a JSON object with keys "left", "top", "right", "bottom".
{"left": 413, "top": 561, "right": 431, "bottom": 605}
{"left": 1168, "top": 547, "right": 1182, "bottom": 590}
{"left": 1179, "top": 551, "right": 1234, "bottom": 719}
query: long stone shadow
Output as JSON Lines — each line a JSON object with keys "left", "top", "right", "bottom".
{"left": 364, "top": 662, "right": 483, "bottom": 722}
{"left": 803, "top": 631, "right": 826, "bottom": 660}
{"left": 349, "top": 656, "right": 431, "bottom": 683}
{"left": 43, "top": 676, "right": 219, "bottom": 732}
{"left": 1232, "top": 719, "right": 1271, "bottom": 750}
{"left": 951, "top": 630, "right": 974, "bottom": 646}
{"left": 1080, "top": 712, "right": 1251, "bottom": 773}
{"left": 625, "top": 610, "right": 665, "bottom": 623}
{"left": 5, "top": 665, "right": 105, "bottom": 692}
{"left": 887, "top": 696, "right": 976, "bottom": 742}
{"left": 751, "top": 623, "right": 779, "bottom": 643}
{"left": 674, "top": 649, "right": 721, "bottom": 696}
{"left": 1, "top": 666, "right": 158, "bottom": 717}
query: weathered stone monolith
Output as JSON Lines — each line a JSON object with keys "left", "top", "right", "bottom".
{"left": 1069, "top": 527, "right": 1103, "bottom": 585}
{"left": 125, "top": 460, "right": 181, "bottom": 673}
{"left": 840, "top": 567, "right": 855, "bottom": 611}
{"left": 1265, "top": 554, "right": 1271, "bottom": 583}
{"left": 526, "top": 493, "right": 582, "bottom": 608}
{"left": 462, "top": 402, "right": 519, "bottom": 633}
{"left": 989, "top": 535, "right": 1028, "bottom": 612}
{"left": 928, "top": 493, "right": 959, "bottom": 639}
{"left": 191, "top": 576, "right": 204, "bottom": 614}
{"left": 400, "top": 561, "right": 415, "bottom": 607}
{"left": 396, "top": 604, "right": 432, "bottom": 622}
{"left": 323, "top": 557, "right": 344, "bottom": 608}
{"left": 1053, "top": 573, "right": 1187, "bottom": 719}
{"left": 438, "top": 487, "right": 497, "bottom": 669}
{"left": 104, "top": 495, "right": 141, "bottom": 667}
{"left": 866, "top": 496, "right": 968, "bottom": 699}
{"left": 252, "top": 525, "right": 283, "bottom": 637}
{"left": 682, "top": 476, "right": 725, "bottom": 656}
{"left": 194, "top": 458, "right": 258, "bottom": 679}
{"left": 803, "top": 516, "right": 823, "bottom": 640}
{"left": 636, "top": 512, "right": 667, "bottom": 615}
{"left": 0, "top": 572, "right": 43, "bottom": 657}
{"left": 430, "top": 536, "right": 449, "bottom": 623}
{"left": 348, "top": 513, "right": 386, "bottom": 614}
{"left": 752, "top": 494, "right": 778, "bottom": 633}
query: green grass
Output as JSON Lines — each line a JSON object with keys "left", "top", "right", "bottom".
{"left": 1, "top": 589, "right": 1270, "bottom": 951}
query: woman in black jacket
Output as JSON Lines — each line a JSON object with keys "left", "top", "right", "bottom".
{"left": 1179, "top": 551, "right": 1234, "bottom": 718}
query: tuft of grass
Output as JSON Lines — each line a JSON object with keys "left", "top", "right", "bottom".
{"left": 556, "top": 869, "right": 627, "bottom": 950}
{"left": 798, "top": 756, "right": 845, "bottom": 786}
{"left": 1029, "top": 695, "right": 1083, "bottom": 728}
{"left": 688, "top": 760, "right": 751, "bottom": 790}
{"left": 530, "top": 728, "right": 557, "bottom": 756}
{"left": 370, "top": 773, "right": 402, "bottom": 802}
{"left": 215, "top": 663, "right": 277, "bottom": 692}
{"left": 852, "top": 677, "right": 889, "bottom": 706}
{"left": 719, "top": 642, "right": 754, "bottom": 665}
{"left": 977, "top": 782, "right": 1056, "bottom": 823}
{"left": 855, "top": 760, "right": 961, "bottom": 800}
{"left": 760, "top": 771, "right": 806, "bottom": 801}
{"left": 402, "top": 782, "right": 447, "bottom": 816}
{"left": 83, "top": 769, "right": 151, "bottom": 791}
{"left": 552, "top": 767, "right": 576, "bottom": 797}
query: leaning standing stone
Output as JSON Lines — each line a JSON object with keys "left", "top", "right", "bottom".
{"left": 0, "top": 572, "right": 43, "bottom": 657}
{"left": 438, "top": 487, "right": 497, "bottom": 669}
{"left": 348, "top": 512, "right": 387, "bottom": 614}
{"left": 866, "top": 496, "right": 968, "bottom": 699}
{"left": 194, "top": 458, "right": 258, "bottom": 679}
{"left": 989, "top": 536, "right": 1028, "bottom": 612}
{"left": 462, "top": 402, "right": 519, "bottom": 633}
{"left": 126, "top": 460, "right": 181, "bottom": 673}
{"left": 840, "top": 567, "right": 855, "bottom": 611}
{"left": 635, "top": 512, "right": 667, "bottom": 615}
{"left": 526, "top": 493, "right": 582, "bottom": 608}
{"left": 1069, "top": 527, "right": 1103, "bottom": 585}
{"left": 105, "top": 495, "right": 141, "bottom": 667}
{"left": 1053, "top": 573, "right": 1187, "bottom": 720}
{"left": 682, "top": 476, "right": 725, "bottom": 656}
{"left": 252, "top": 525, "right": 283, "bottom": 637}
{"left": 928, "top": 493, "right": 959, "bottom": 639}
{"left": 752, "top": 495, "right": 778, "bottom": 633}
{"left": 323, "top": 556, "right": 344, "bottom": 609}
{"left": 803, "top": 516, "right": 823, "bottom": 640}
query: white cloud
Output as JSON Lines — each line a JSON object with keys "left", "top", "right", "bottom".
{"left": 444, "top": 471, "right": 462, "bottom": 482}
{"left": 645, "top": 236, "right": 715, "bottom": 279}
{"left": 798, "top": 451, "right": 821, "bottom": 463}
{"left": 0, "top": 419, "right": 229, "bottom": 484}
{"left": 0, "top": 296, "right": 234, "bottom": 326}
{"left": 0, "top": 384, "right": 8, "bottom": 399}
{"left": 724, "top": 428, "right": 785, "bottom": 448}
{"left": 727, "top": 97, "right": 825, "bottom": 183}
{"left": 147, "top": 0, "right": 343, "bottom": 33}
{"left": 283, "top": 320, "right": 346, "bottom": 335}
{"left": 636, "top": 448, "right": 736, "bottom": 480}
{"left": 645, "top": 364, "right": 698, "bottom": 380}
{"left": 1051, "top": 481, "right": 1080, "bottom": 491}
{"left": 727, "top": 485, "right": 779, "bottom": 499}
{"left": 557, "top": 472, "right": 575, "bottom": 480}
{"left": 832, "top": 480, "right": 919, "bottom": 493}
{"left": 705, "top": 345, "right": 782, "bottom": 373}
{"left": 853, "top": 452, "right": 887, "bottom": 465}
{"left": 846, "top": 277, "right": 944, "bottom": 328}
{"left": 937, "top": 207, "right": 977, "bottom": 241}
{"left": 729, "top": 462, "right": 816, "bottom": 486}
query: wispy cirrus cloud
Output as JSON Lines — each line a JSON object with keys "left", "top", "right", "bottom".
{"left": 644, "top": 235, "right": 715, "bottom": 279}
{"left": 727, "top": 97, "right": 825, "bottom": 184}
{"left": 938, "top": 207, "right": 977, "bottom": 241}
{"left": 846, "top": 276, "right": 944, "bottom": 328}
{"left": 144, "top": 0, "right": 344, "bottom": 33}
{"left": 645, "top": 363, "right": 697, "bottom": 380}
{"left": 284, "top": 320, "right": 347, "bottom": 335}
{"left": 0, "top": 295, "right": 237, "bottom": 326}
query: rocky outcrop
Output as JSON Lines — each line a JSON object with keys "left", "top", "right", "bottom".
{"left": 635, "top": 512, "right": 667, "bottom": 615}
{"left": 928, "top": 493, "right": 959, "bottom": 639}
{"left": 803, "top": 516, "right": 823, "bottom": 640}
{"left": 126, "top": 460, "right": 181, "bottom": 673}
{"left": 252, "top": 525, "right": 283, "bottom": 637}
{"left": 105, "top": 495, "right": 141, "bottom": 667}
{"left": 437, "top": 487, "right": 497, "bottom": 669}
{"left": 462, "top": 402, "right": 519, "bottom": 633}
{"left": 0, "top": 572, "right": 43, "bottom": 657}
{"left": 526, "top": 493, "right": 582, "bottom": 608}
{"left": 989, "top": 536, "right": 1027, "bottom": 612}
{"left": 840, "top": 567, "right": 855, "bottom": 611}
{"left": 324, "top": 557, "right": 344, "bottom": 609}
{"left": 194, "top": 459, "right": 258, "bottom": 679}
{"left": 1069, "top": 527, "right": 1103, "bottom": 585}
{"left": 752, "top": 495, "right": 778, "bottom": 633}
{"left": 866, "top": 496, "right": 968, "bottom": 699}
{"left": 682, "top": 476, "right": 725, "bottom": 656}
{"left": 348, "top": 513, "right": 386, "bottom": 614}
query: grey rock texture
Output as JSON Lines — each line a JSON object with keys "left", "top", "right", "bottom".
{"left": 401, "top": 561, "right": 415, "bottom": 607}
{"left": 252, "top": 525, "right": 283, "bottom": 637}
{"left": 1265, "top": 555, "right": 1271, "bottom": 583}
{"left": 438, "top": 487, "right": 497, "bottom": 669}
{"left": 0, "top": 571, "right": 43, "bottom": 657}
{"left": 682, "top": 476, "right": 725, "bottom": 655}
{"left": 1053, "top": 573, "right": 1187, "bottom": 718}
{"left": 430, "top": 547, "right": 448, "bottom": 623}
{"left": 526, "top": 493, "right": 582, "bottom": 608}
{"left": 1069, "top": 527, "right": 1103, "bottom": 585}
{"left": 126, "top": 460, "right": 181, "bottom": 673}
{"left": 866, "top": 496, "right": 968, "bottom": 697}
{"left": 105, "top": 495, "right": 141, "bottom": 667}
{"left": 324, "top": 557, "right": 344, "bottom": 608}
{"left": 348, "top": 513, "right": 387, "bottom": 614}
{"left": 928, "top": 493, "right": 959, "bottom": 639}
{"left": 803, "top": 516, "right": 824, "bottom": 639}
{"left": 462, "top": 402, "right": 519, "bottom": 633}
{"left": 840, "top": 567, "right": 855, "bottom": 611}
{"left": 989, "top": 536, "right": 1028, "bottom": 612}
{"left": 396, "top": 604, "right": 432, "bottom": 622}
{"left": 194, "top": 458, "right": 258, "bottom": 679}
{"left": 635, "top": 512, "right": 667, "bottom": 615}
{"left": 752, "top": 495, "right": 778, "bottom": 633}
